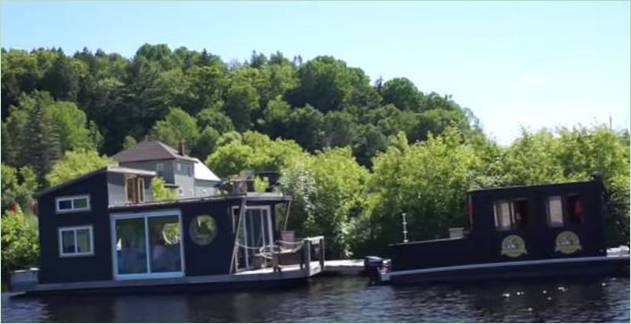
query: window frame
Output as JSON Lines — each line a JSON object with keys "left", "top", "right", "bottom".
{"left": 55, "top": 195, "right": 91, "bottom": 214}
{"left": 493, "top": 198, "right": 529, "bottom": 231}
{"left": 58, "top": 225, "right": 94, "bottom": 257}
{"left": 546, "top": 195, "right": 565, "bottom": 228}
{"left": 125, "top": 175, "right": 145, "bottom": 204}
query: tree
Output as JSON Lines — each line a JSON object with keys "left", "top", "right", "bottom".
{"left": 1, "top": 164, "right": 37, "bottom": 214}
{"left": 283, "top": 105, "right": 324, "bottom": 152}
{"left": 196, "top": 106, "right": 234, "bottom": 134}
{"left": 45, "top": 149, "right": 113, "bottom": 186}
{"left": 192, "top": 126, "right": 220, "bottom": 159}
{"left": 281, "top": 147, "right": 368, "bottom": 258}
{"left": 122, "top": 135, "right": 138, "bottom": 149}
{"left": 152, "top": 176, "right": 177, "bottom": 201}
{"left": 288, "top": 56, "right": 375, "bottom": 112}
{"left": 1, "top": 207, "right": 39, "bottom": 275}
{"left": 380, "top": 77, "right": 423, "bottom": 111}
{"left": 224, "top": 81, "right": 260, "bottom": 131}
{"left": 363, "top": 128, "right": 482, "bottom": 254}
{"left": 149, "top": 107, "right": 199, "bottom": 148}
{"left": 322, "top": 111, "right": 356, "bottom": 148}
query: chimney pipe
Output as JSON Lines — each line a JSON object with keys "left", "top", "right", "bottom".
{"left": 178, "top": 142, "right": 187, "bottom": 156}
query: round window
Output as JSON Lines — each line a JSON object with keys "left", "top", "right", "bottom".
{"left": 189, "top": 215, "right": 217, "bottom": 246}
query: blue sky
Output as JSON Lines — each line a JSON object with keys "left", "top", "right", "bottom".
{"left": 2, "top": 1, "right": 629, "bottom": 145}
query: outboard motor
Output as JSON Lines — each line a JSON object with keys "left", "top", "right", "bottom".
{"left": 364, "top": 256, "right": 384, "bottom": 285}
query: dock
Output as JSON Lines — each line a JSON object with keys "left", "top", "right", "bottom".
{"left": 323, "top": 259, "right": 364, "bottom": 275}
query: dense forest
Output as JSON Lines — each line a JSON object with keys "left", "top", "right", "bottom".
{"left": 1, "top": 44, "right": 629, "bottom": 273}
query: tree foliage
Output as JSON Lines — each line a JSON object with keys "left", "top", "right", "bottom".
{"left": 45, "top": 149, "right": 113, "bottom": 186}
{"left": 1, "top": 208, "right": 39, "bottom": 274}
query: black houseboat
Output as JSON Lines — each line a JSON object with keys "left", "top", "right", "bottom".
{"left": 380, "top": 178, "right": 629, "bottom": 285}
{"left": 25, "top": 166, "right": 324, "bottom": 295}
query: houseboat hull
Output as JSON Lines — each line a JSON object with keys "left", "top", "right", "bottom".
{"left": 24, "top": 262, "right": 323, "bottom": 296}
{"left": 381, "top": 255, "right": 629, "bottom": 285}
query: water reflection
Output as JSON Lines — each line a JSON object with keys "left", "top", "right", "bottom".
{"left": 2, "top": 276, "right": 628, "bottom": 322}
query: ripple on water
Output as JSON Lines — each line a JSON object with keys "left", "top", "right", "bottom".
{"left": 1, "top": 276, "right": 629, "bottom": 322}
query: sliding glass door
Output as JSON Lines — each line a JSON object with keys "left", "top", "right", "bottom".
{"left": 111, "top": 210, "right": 184, "bottom": 280}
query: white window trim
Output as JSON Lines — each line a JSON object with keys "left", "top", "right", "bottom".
{"left": 110, "top": 209, "right": 185, "bottom": 281}
{"left": 55, "top": 195, "right": 91, "bottom": 214}
{"left": 58, "top": 225, "right": 95, "bottom": 257}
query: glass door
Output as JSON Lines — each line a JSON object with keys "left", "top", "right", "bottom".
{"left": 232, "top": 206, "right": 273, "bottom": 271}
{"left": 111, "top": 210, "right": 184, "bottom": 280}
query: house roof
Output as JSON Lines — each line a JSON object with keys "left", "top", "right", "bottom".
{"left": 112, "top": 140, "right": 197, "bottom": 163}
{"left": 37, "top": 166, "right": 156, "bottom": 197}
{"left": 193, "top": 158, "right": 221, "bottom": 182}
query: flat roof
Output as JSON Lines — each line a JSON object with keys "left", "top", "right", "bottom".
{"left": 37, "top": 166, "right": 156, "bottom": 197}
{"left": 108, "top": 192, "right": 291, "bottom": 210}
{"left": 467, "top": 179, "right": 596, "bottom": 194}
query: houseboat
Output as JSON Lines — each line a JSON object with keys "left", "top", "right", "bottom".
{"left": 378, "top": 178, "right": 629, "bottom": 285}
{"left": 25, "top": 166, "right": 324, "bottom": 295}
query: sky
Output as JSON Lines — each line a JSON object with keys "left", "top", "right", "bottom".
{"left": 2, "top": 1, "right": 629, "bottom": 145}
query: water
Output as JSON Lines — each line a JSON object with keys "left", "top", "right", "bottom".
{"left": 2, "top": 276, "right": 628, "bottom": 322}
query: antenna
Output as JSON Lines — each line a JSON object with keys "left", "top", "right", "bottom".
{"left": 402, "top": 213, "right": 409, "bottom": 243}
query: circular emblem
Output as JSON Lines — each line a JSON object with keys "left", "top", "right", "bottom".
{"left": 501, "top": 235, "right": 527, "bottom": 257}
{"left": 189, "top": 215, "right": 217, "bottom": 246}
{"left": 555, "top": 231, "right": 581, "bottom": 254}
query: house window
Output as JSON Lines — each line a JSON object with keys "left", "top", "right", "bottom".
{"left": 493, "top": 199, "right": 529, "bottom": 231}
{"left": 156, "top": 163, "right": 164, "bottom": 177}
{"left": 55, "top": 195, "right": 90, "bottom": 214}
{"left": 567, "top": 194, "right": 584, "bottom": 224}
{"left": 547, "top": 196, "right": 564, "bottom": 227}
{"left": 126, "top": 176, "right": 145, "bottom": 203}
{"left": 58, "top": 226, "right": 94, "bottom": 257}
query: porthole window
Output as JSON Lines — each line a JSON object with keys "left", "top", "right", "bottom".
{"left": 189, "top": 215, "right": 217, "bottom": 246}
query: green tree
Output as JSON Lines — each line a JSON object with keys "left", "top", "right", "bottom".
{"left": 1, "top": 207, "right": 39, "bottom": 275}
{"left": 149, "top": 107, "right": 200, "bottom": 148}
{"left": 1, "top": 164, "right": 38, "bottom": 214}
{"left": 193, "top": 126, "right": 220, "bottom": 159}
{"left": 281, "top": 147, "right": 368, "bottom": 258}
{"left": 224, "top": 82, "right": 260, "bottom": 131}
{"left": 380, "top": 77, "right": 424, "bottom": 112}
{"left": 45, "top": 149, "right": 113, "bottom": 186}
{"left": 196, "top": 106, "right": 234, "bottom": 134}
{"left": 152, "top": 176, "right": 178, "bottom": 201}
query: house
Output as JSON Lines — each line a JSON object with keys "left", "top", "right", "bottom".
{"left": 30, "top": 165, "right": 324, "bottom": 294}
{"left": 112, "top": 141, "right": 220, "bottom": 198}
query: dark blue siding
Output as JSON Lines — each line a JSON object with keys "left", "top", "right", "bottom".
{"left": 37, "top": 172, "right": 113, "bottom": 284}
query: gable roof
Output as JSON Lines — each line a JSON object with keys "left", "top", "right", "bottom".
{"left": 192, "top": 158, "right": 221, "bottom": 182}
{"left": 112, "top": 140, "right": 196, "bottom": 163}
{"left": 37, "top": 166, "right": 156, "bottom": 197}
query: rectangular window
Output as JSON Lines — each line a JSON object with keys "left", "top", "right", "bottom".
{"left": 156, "top": 163, "right": 164, "bottom": 177}
{"left": 58, "top": 226, "right": 94, "bottom": 257}
{"left": 126, "top": 176, "right": 145, "bottom": 203}
{"left": 566, "top": 194, "right": 584, "bottom": 225}
{"left": 493, "top": 199, "right": 529, "bottom": 231}
{"left": 55, "top": 195, "right": 91, "bottom": 214}
{"left": 547, "top": 196, "right": 564, "bottom": 227}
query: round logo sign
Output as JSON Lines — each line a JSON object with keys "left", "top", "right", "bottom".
{"left": 189, "top": 215, "right": 217, "bottom": 246}
{"left": 555, "top": 231, "right": 581, "bottom": 254}
{"left": 501, "top": 235, "right": 527, "bottom": 258}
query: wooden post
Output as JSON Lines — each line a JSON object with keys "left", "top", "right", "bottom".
{"left": 319, "top": 237, "right": 325, "bottom": 270}
{"left": 303, "top": 239, "right": 311, "bottom": 276}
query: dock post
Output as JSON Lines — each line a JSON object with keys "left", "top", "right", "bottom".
{"left": 304, "top": 239, "right": 311, "bottom": 276}
{"left": 319, "top": 237, "right": 325, "bottom": 270}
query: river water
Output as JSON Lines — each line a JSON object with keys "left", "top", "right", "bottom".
{"left": 1, "top": 276, "right": 628, "bottom": 322}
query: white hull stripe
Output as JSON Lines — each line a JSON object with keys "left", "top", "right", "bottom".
{"left": 386, "top": 255, "right": 629, "bottom": 278}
